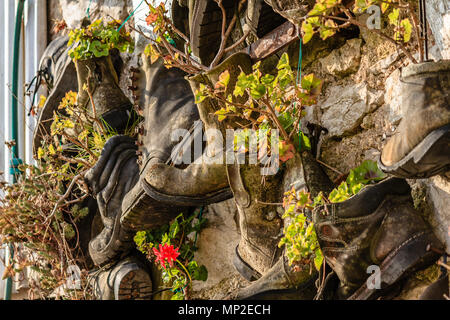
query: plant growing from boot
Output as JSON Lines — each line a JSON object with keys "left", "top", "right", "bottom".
{"left": 301, "top": 0, "right": 426, "bottom": 63}
{"left": 278, "top": 159, "right": 387, "bottom": 270}
{"left": 134, "top": 209, "right": 208, "bottom": 300}
{"left": 68, "top": 19, "right": 134, "bottom": 61}
{"left": 194, "top": 52, "right": 321, "bottom": 164}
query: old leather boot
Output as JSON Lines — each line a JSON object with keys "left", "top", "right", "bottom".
{"left": 419, "top": 269, "right": 449, "bottom": 300}
{"left": 232, "top": 151, "right": 334, "bottom": 298}
{"left": 137, "top": 54, "right": 251, "bottom": 209}
{"left": 85, "top": 135, "right": 140, "bottom": 266}
{"left": 33, "top": 36, "right": 78, "bottom": 154}
{"left": 313, "top": 177, "right": 443, "bottom": 300}
{"left": 379, "top": 60, "right": 450, "bottom": 178}
{"left": 91, "top": 256, "right": 153, "bottom": 300}
{"left": 33, "top": 37, "right": 127, "bottom": 154}
{"left": 188, "top": 0, "right": 236, "bottom": 66}
{"left": 74, "top": 53, "right": 135, "bottom": 133}
{"left": 244, "top": 0, "right": 286, "bottom": 38}
{"left": 121, "top": 55, "right": 218, "bottom": 232}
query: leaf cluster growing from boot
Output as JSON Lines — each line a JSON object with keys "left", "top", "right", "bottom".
{"left": 279, "top": 160, "right": 387, "bottom": 270}
{"left": 195, "top": 53, "right": 322, "bottom": 165}
{"left": 68, "top": 19, "right": 134, "bottom": 61}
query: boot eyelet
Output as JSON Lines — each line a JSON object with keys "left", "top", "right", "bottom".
{"left": 321, "top": 225, "right": 333, "bottom": 237}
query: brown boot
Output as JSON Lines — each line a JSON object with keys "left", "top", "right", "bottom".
{"left": 74, "top": 54, "right": 135, "bottom": 133}
{"left": 379, "top": 60, "right": 450, "bottom": 178}
{"left": 230, "top": 254, "right": 317, "bottom": 300}
{"left": 313, "top": 178, "right": 443, "bottom": 299}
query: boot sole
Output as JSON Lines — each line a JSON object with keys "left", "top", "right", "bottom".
{"left": 190, "top": 0, "right": 235, "bottom": 66}
{"left": 378, "top": 124, "right": 450, "bottom": 178}
{"left": 121, "top": 177, "right": 232, "bottom": 232}
{"left": 348, "top": 230, "right": 442, "bottom": 300}
{"left": 236, "top": 276, "right": 317, "bottom": 300}
{"left": 114, "top": 262, "right": 153, "bottom": 300}
{"left": 246, "top": 0, "right": 286, "bottom": 38}
{"left": 141, "top": 177, "right": 233, "bottom": 206}
{"left": 120, "top": 179, "right": 186, "bottom": 232}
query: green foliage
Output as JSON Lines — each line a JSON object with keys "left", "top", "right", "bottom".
{"left": 134, "top": 209, "right": 208, "bottom": 300}
{"left": 278, "top": 188, "right": 323, "bottom": 270}
{"left": 68, "top": 19, "right": 134, "bottom": 61}
{"left": 279, "top": 160, "right": 386, "bottom": 270}
{"left": 195, "top": 53, "right": 322, "bottom": 164}
{"left": 328, "top": 160, "right": 386, "bottom": 203}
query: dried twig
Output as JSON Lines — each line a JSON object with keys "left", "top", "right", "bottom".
{"left": 44, "top": 170, "right": 88, "bottom": 224}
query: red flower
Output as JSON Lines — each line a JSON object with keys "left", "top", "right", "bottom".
{"left": 152, "top": 243, "right": 180, "bottom": 269}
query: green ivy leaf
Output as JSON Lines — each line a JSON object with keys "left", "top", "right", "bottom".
{"left": 276, "top": 53, "right": 290, "bottom": 70}
{"left": 301, "top": 21, "right": 314, "bottom": 44}
{"left": 401, "top": 18, "right": 412, "bottom": 42}
{"left": 388, "top": 8, "right": 399, "bottom": 26}
{"left": 314, "top": 249, "right": 323, "bottom": 271}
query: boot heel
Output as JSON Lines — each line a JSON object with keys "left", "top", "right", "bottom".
{"left": 378, "top": 124, "right": 450, "bottom": 179}
{"left": 114, "top": 261, "right": 153, "bottom": 300}
{"left": 348, "top": 230, "right": 442, "bottom": 300}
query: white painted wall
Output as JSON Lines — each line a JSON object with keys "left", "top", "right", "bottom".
{"left": 0, "top": 0, "right": 47, "bottom": 300}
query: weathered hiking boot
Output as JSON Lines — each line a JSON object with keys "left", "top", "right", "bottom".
{"left": 85, "top": 135, "right": 140, "bottom": 266}
{"left": 313, "top": 177, "right": 443, "bottom": 300}
{"left": 379, "top": 60, "right": 450, "bottom": 178}
{"left": 33, "top": 36, "right": 78, "bottom": 155}
{"left": 120, "top": 55, "right": 226, "bottom": 232}
{"left": 135, "top": 54, "right": 251, "bottom": 212}
{"left": 33, "top": 38, "right": 126, "bottom": 155}
{"left": 91, "top": 256, "right": 153, "bottom": 300}
{"left": 74, "top": 54, "right": 135, "bottom": 133}
{"left": 231, "top": 255, "right": 317, "bottom": 300}
{"left": 232, "top": 151, "right": 334, "bottom": 296}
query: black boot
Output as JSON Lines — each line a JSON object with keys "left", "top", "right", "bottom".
{"left": 33, "top": 36, "right": 78, "bottom": 155}
{"left": 85, "top": 135, "right": 140, "bottom": 266}
{"left": 121, "top": 54, "right": 226, "bottom": 233}
{"left": 313, "top": 178, "right": 443, "bottom": 299}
